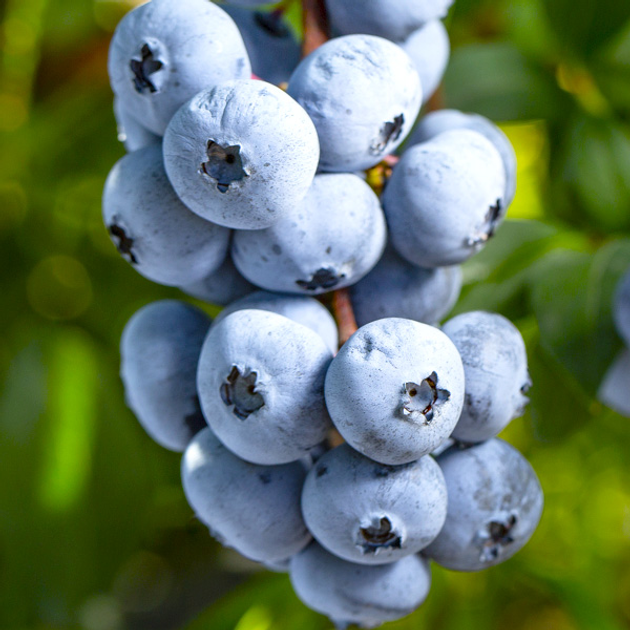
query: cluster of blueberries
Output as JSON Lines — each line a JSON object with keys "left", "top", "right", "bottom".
{"left": 599, "top": 269, "right": 630, "bottom": 416}
{"left": 105, "top": 0, "right": 544, "bottom": 627}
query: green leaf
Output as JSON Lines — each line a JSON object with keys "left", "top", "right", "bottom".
{"left": 541, "top": 0, "right": 630, "bottom": 56}
{"left": 550, "top": 116, "right": 630, "bottom": 232}
{"left": 443, "top": 43, "right": 569, "bottom": 122}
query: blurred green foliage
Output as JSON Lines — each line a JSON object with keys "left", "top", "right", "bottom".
{"left": 1, "top": 0, "right": 630, "bottom": 629}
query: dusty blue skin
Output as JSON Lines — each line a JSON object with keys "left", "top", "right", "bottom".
{"left": 442, "top": 311, "right": 531, "bottom": 443}
{"left": 181, "top": 428, "right": 311, "bottom": 562}
{"left": 287, "top": 35, "right": 422, "bottom": 172}
{"left": 383, "top": 129, "right": 506, "bottom": 268}
{"left": 113, "top": 96, "right": 160, "bottom": 152}
{"left": 324, "top": 0, "right": 453, "bottom": 42}
{"left": 163, "top": 80, "right": 320, "bottom": 229}
{"left": 614, "top": 268, "right": 630, "bottom": 346}
{"left": 213, "top": 291, "right": 339, "bottom": 354}
{"left": 197, "top": 309, "right": 333, "bottom": 465}
{"left": 102, "top": 144, "right": 230, "bottom": 287}
{"left": 231, "top": 173, "right": 387, "bottom": 296}
{"left": 290, "top": 542, "right": 432, "bottom": 628}
{"left": 325, "top": 318, "right": 465, "bottom": 465}
{"left": 120, "top": 300, "right": 211, "bottom": 452}
{"left": 400, "top": 21, "right": 450, "bottom": 104}
{"left": 408, "top": 109, "right": 517, "bottom": 208}
{"left": 598, "top": 349, "right": 630, "bottom": 417}
{"left": 350, "top": 246, "right": 462, "bottom": 328}
{"left": 108, "top": 0, "right": 250, "bottom": 136}
{"left": 179, "top": 254, "right": 255, "bottom": 307}
{"left": 301, "top": 443, "right": 448, "bottom": 565}
{"left": 222, "top": 6, "right": 301, "bottom": 86}
{"left": 423, "top": 439, "right": 544, "bottom": 572}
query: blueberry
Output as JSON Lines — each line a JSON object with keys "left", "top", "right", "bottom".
{"left": 120, "top": 300, "right": 211, "bottom": 451}
{"left": 163, "top": 80, "right": 320, "bottom": 229}
{"left": 301, "top": 443, "right": 448, "bottom": 565}
{"left": 324, "top": 0, "right": 454, "bottom": 42}
{"left": 287, "top": 35, "right": 422, "bottom": 172}
{"left": 197, "top": 309, "right": 333, "bottom": 465}
{"left": 423, "top": 439, "right": 544, "bottom": 571}
{"left": 290, "top": 542, "right": 432, "bottom": 628}
{"left": 213, "top": 291, "right": 339, "bottom": 354}
{"left": 181, "top": 428, "right": 311, "bottom": 562}
{"left": 442, "top": 311, "right": 530, "bottom": 443}
{"left": 408, "top": 109, "right": 517, "bottom": 209}
{"left": 102, "top": 144, "right": 230, "bottom": 287}
{"left": 350, "top": 246, "right": 462, "bottom": 327}
{"left": 222, "top": 6, "right": 301, "bottom": 85}
{"left": 400, "top": 21, "right": 450, "bottom": 104}
{"left": 598, "top": 349, "right": 630, "bottom": 417}
{"left": 108, "top": 0, "right": 251, "bottom": 135}
{"left": 113, "top": 96, "right": 160, "bottom": 153}
{"left": 179, "top": 254, "right": 255, "bottom": 307}
{"left": 383, "top": 129, "right": 506, "bottom": 268}
{"left": 231, "top": 173, "right": 386, "bottom": 296}
{"left": 614, "top": 268, "right": 630, "bottom": 346}
{"left": 325, "top": 318, "right": 465, "bottom": 465}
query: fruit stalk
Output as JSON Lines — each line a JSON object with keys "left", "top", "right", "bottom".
{"left": 302, "top": 0, "right": 329, "bottom": 56}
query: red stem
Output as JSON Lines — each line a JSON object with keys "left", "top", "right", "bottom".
{"left": 301, "top": 0, "right": 329, "bottom": 57}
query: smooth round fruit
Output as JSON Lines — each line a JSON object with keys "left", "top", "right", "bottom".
{"left": 325, "top": 0, "right": 454, "bottom": 42}
{"left": 290, "top": 542, "right": 431, "bottom": 629}
{"left": 120, "top": 300, "right": 210, "bottom": 451}
{"left": 231, "top": 173, "right": 387, "bottom": 296}
{"left": 383, "top": 129, "right": 506, "bottom": 267}
{"left": 108, "top": 0, "right": 251, "bottom": 135}
{"left": 614, "top": 268, "right": 630, "bottom": 346}
{"left": 212, "top": 291, "right": 339, "bottom": 354}
{"left": 350, "top": 246, "right": 462, "bottom": 327}
{"left": 423, "top": 439, "right": 544, "bottom": 571}
{"left": 182, "top": 428, "right": 311, "bottom": 562}
{"left": 302, "top": 443, "right": 448, "bottom": 565}
{"left": 102, "top": 144, "right": 230, "bottom": 287}
{"left": 287, "top": 35, "right": 422, "bottom": 172}
{"left": 197, "top": 309, "right": 333, "bottom": 465}
{"left": 325, "top": 318, "right": 465, "bottom": 465}
{"left": 442, "top": 311, "right": 530, "bottom": 443}
{"left": 400, "top": 21, "right": 450, "bottom": 104}
{"left": 408, "top": 108, "right": 517, "bottom": 208}
{"left": 163, "top": 80, "right": 320, "bottom": 229}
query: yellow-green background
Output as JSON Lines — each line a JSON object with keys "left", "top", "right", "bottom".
{"left": 1, "top": 0, "right": 630, "bottom": 628}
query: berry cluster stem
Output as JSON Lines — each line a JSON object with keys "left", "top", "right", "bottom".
{"left": 332, "top": 288, "right": 358, "bottom": 347}
{"left": 301, "top": 0, "right": 330, "bottom": 57}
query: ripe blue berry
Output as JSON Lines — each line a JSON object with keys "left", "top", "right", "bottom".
{"left": 442, "top": 311, "right": 530, "bottom": 443}
{"left": 350, "top": 246, "right": 462, "bottom": 327}
{"left": 290, "top": 542, "right": 432, "bottom": 628}
{"left": 108, "top": 0, "right": 251, "bottom": 135}
{"left": 302, "top": 443, "right": 448, "bottom": 565}
{"left": 325, "top": 318, "right": 465, "bottom": 465}
{"left": 383, "top": 129, "right": 506, "bottom": 267}
{"left": 400, "top": 21, "right": 450, "bottom": 104}
{"left": 324, "top": 0, "right": 454, "bottom": 42}
{"left": 598, "top": 349, "right": 630, "bottom": 417}
{"left": 213, "top": 291, "right": 339, "bottom": 354}
{"left": 113, "top": 96, "right": 160, "bottom": 152}
{"left": 163, "top": 80, "right": 320, "bottom": 229}
{"left": 231, "top": 173, "right": 386, "bottom": 296}
{"left": 223, "top": 6, "right": 301, "bottom": 86}
{"left": 102, "top": 144, "right": 230, "bottom": 287}
{"left": 423, "top": 439, "right": 544, "bottom": 571}
{"left": 287, "top": 35, "right": 422, "bottom": 172}
{"left": 182, "top": 428, "right": 311, "bottom": 562}
{"left": 120, "top": 300, "right": 210, "bottom": 452}
{"left": 614, "top": 268, "right": 630, "bottom": 346}
{"left": 408, "top": 109, "right": 517, "bottom": 208}
{"left": 197, "top": 309, "right": 333, "bottom": 465}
